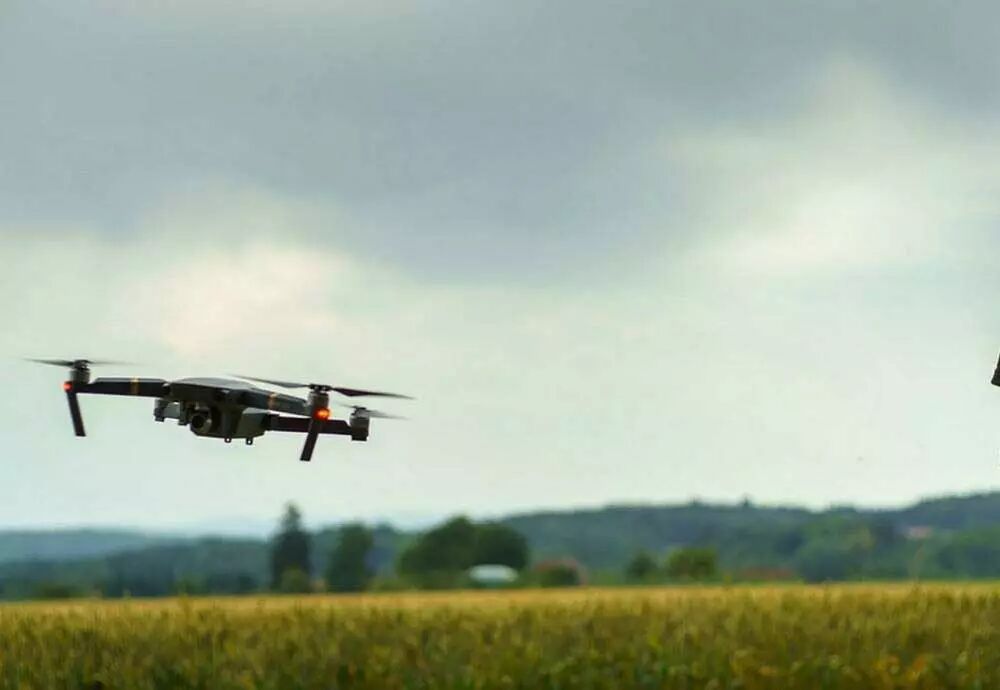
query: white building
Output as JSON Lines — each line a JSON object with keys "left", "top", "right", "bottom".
{"left": 467, "top": 564, "right": 518, "bottom": 586}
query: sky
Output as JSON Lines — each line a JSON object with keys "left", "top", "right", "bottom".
{"left": 1, "top": 0, "right": 998, "bottom": 532}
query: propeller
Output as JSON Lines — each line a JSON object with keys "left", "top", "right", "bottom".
{"left": 339, "top": 404, "right": 407, "bottom": 420}
{"left": 26, "top": 358, "right": 131, "bottom": 368}
{"left": 25, "top": 358, "right": 130, "bottom": 438}
{"left": 233, "top": 374, "right": 413, "bottom": 399}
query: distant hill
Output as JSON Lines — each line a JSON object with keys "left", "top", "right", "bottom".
{"left": 502, "top": 502, "right": 812, "bottom": 570}
{"left": 0, "top": 525, "right": 409, "bottom": 599}
{"left": 503, "top": 492, "right": 1000, "bottom": 570}
{"left": 889, "top": 493, "right": 1000, "bottom": 531}
{"left": 0, "top": 529, "right": 176, "bottom": 565}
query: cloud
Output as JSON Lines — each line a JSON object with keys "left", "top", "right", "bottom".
{"left": 5, "top": 1, "right": 999, "bottom": 282}
{"left": 123, "top": 244, "right": 347, "bottom": 357}
{"left": 668, "top": 58, "right": 1000, "bottom": 276}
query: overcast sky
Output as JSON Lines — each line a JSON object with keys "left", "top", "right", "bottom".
{"left": 1, "top": 0, "right": 998, "bottom": 532}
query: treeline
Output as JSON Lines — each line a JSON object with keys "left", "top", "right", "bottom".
{"left": 614, "top": 513, "right": 1000, "bottom": 585}
{"left": 3, "top": 493, "right": 1000, "bottom": 599}
{"left": 0, "top": 506, "right": 541, "bottom": 599}
{"left": 509, "top": 495, "right": 1000, "bottom": 581}
{"left": 269, "top": 507, "right": 581, "bottom": 594}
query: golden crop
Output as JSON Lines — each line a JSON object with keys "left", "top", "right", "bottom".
{"left": 1, "top": 584, "right": 998, "bottom": 689}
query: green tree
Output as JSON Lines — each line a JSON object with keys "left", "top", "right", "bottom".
{"left": 277, "top": 568, "right": 312, "bottom": 594}
{"left": 473, "top": 523, "right": 529, "bottom": 571}
{"left": 794, "top": 540, "right": 857, "bottom": 582}
{"left": 666, "top": 547, "right": 717, "bottom": 580}
{"left": 931, "top": 527, "right": 1000, "bottom": 578}
{"left": 326, "top": 523, "right": 375, "bottom": 593}
{"left": 271, "top": 503, "right": 311, "bottom": 590}
{"left": 536, "top": 560, "right": 584, "bottom": 587}
{"left": 398, "top": 516, "right": 478, "bottom": 577}
{"left": 625, "top": 550, "right": 658, "bottom": 581}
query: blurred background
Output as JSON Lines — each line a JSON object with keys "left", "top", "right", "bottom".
{"left": 0, "top": 1, "right": 998, "bottom": 596}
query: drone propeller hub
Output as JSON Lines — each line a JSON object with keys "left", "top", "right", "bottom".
{"left": 306, "top": 388, "right": 331, "bottom": 412}
{"left": 28, "top": 358, "right": 132, "bottom": 385}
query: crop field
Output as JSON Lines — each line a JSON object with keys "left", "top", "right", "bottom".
{"left": 1, "top": 584, "right": 998, "bottom": 689}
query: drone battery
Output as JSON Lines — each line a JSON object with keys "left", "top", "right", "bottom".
{"left": 153, "top": 399, "right": 180, "bottom": 422}
{"left": 236, "top": 411, "right": 270, "bottom": 439}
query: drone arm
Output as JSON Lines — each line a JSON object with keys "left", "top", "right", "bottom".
{"left": 300, "top": 419, "right": 321, "bottom": 462}
{"left": 993, "top": 351, "right": 1000, "bottom": 387}
{"left": 268, "top": 414, "right": 351, "bottom": 462}
{"left": 267, "top": 415, "right": 352, "bottom": 435}
{"left": 80, "top": 378, "right": 169, "bottom": 397}
{"left": 266, "top": 415, "right": 354, "bottom": 462}
{"left": 60, "top": 378, "right": 166, "bottom": 437}
{"left": 64, "top": 385, "right": 86, "bottom": 437}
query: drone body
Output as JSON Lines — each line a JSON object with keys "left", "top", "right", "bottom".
{"left": 33, "top": 359, "right": 410, "bottom": 462}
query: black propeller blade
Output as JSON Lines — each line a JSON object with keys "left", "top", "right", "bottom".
{"left": 339, "top": 404, "right": 406, "bottom": 420}
{"left": 333, "top": 387, "right": 413, "bottom": 399}
{"left": 992, "top": 351, "right": 1000, "bottom": 387}
{"left": 233, "top": 374, "right": 309, "bottom": 389}
{"left": 233, "top": 374, "right": 413, "bottom": 400}
{"left": 27, "top": 358, "right": 131, "bottom": 368}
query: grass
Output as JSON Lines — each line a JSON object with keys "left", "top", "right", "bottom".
{"left": 1, "top": 584, "right": 998, "bottom": 689}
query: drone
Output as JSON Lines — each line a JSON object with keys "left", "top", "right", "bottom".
{"left": 994, "top": 351, "right": 1000, "bottom": 388}
{"left": 29, "top": 358, "right": 412, "bottom": 462}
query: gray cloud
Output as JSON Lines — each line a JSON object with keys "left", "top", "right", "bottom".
{"left": 1, "top": 1, "right": 999, "bottom": 527}
{"left": 3, "top": 0, "right": 999, "bottom": 280}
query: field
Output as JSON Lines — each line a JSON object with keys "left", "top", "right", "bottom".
{"left": 1, "top": 584, "right": 998, "bottom": 689}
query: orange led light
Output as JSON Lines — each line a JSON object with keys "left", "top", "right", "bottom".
{"left": 62, "top": 381, "right": 73, "bottom": 392}
{"left": 314, "top": 408, "right": 331, "bottom": 420}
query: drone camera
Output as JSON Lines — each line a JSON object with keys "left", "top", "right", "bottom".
{"left": 189, "top": 406, "right": 216, "bottom": 435}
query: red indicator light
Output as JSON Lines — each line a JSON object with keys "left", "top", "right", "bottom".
{"left": 63, "top": 381, "right": 73, "bottom": 392}
{"left": 314, "top": 408, "right": 331, "bottom": 420}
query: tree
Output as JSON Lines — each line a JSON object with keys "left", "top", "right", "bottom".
{"left": 277, "top": 568, "right": 312, "bottom": 594}
{"left": 473, "top": 523, "right": 529, "bottom": 571}
{"left": 794, "top": 541, "right": 859, "bottom": 582}
{"left": 535, "top": 559, "right": 585, "bottom": 587}
{"left": 931, "top": 527, "right": 1000, "bottom": 578}
{"left": 666, "top": 547, "right": 717, "bottom": 580}
{"left": 271, "top": 503, "right": 311, "bottom": 590}
{"left": 326, "top": 523, "right": 375, "bottom": 593}
{"left": 625, "top": 550, "right": 658, "bottom": 581}
{"left": 397, "top": 517, "right": 532, "bottom": 587}
{"left": 398, "top": 516, "right": 478, "bottom": 577}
